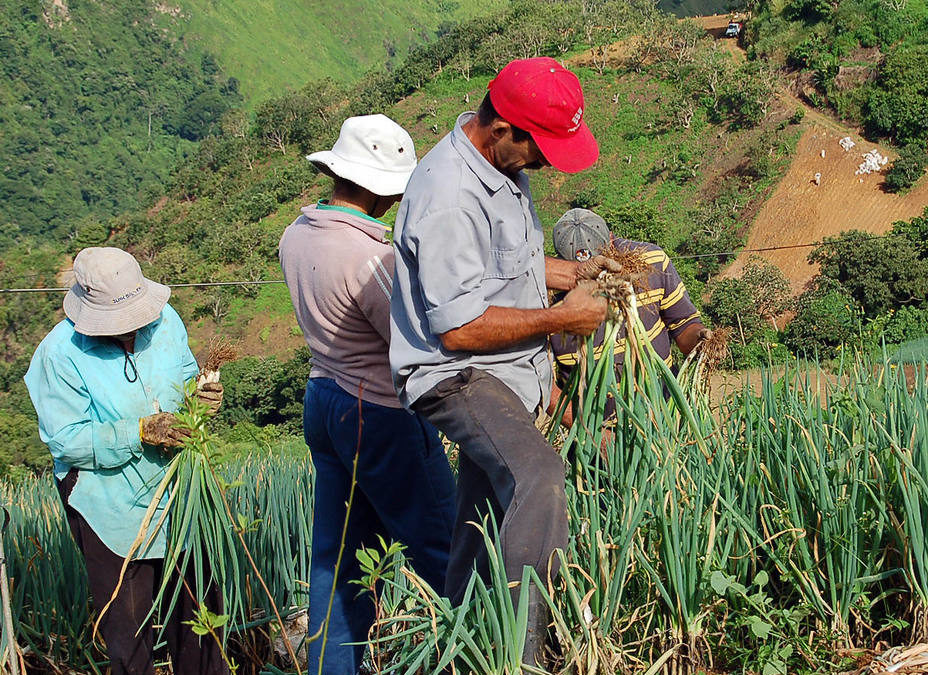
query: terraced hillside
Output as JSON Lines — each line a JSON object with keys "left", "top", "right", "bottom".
{"left": 724, "top": 100, "right": 928, "bottom": 294}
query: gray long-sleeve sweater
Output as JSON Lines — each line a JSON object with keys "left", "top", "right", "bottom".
{"left": 280, "top": 202, "right": 401, "bottom": 408}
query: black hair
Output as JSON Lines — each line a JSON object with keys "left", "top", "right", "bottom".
{"left": 475, "top": 93, "right": 531, "bottom": 143}
{"left": 332, "top": 176, "right": 365, "bottom": 197}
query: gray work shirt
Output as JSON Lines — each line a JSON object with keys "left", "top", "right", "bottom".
{"left": 389, "top": 112, "right": 552, "bottom": 412}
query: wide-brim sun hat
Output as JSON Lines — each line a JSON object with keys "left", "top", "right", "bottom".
{"left": 63, "top": 247, "right": 170, "bottom": 337}
{"left": 488, "top": 57, "right": 599, "bottom": 174}
{"left": 306, "top": 114, "right": 417, "bottom": 196}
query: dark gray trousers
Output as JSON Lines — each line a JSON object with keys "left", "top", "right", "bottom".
{"left": 57, "top": 472, "right": 228, "bottom": 675}
{"left": 412, "top": 367, "right": 568, "bottom": 604}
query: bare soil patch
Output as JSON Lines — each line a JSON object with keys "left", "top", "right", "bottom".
{"left": 689, "top": 14, "right": 747, "bottom": 62}
{"left": 722, "top": 121, "right": 928, "bottom": 294}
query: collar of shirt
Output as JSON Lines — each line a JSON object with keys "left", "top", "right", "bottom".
{"left": 72, "top": 314, "right": 162, "bottom": 354}
{"left": 450, "top": 112, "right": 531, "bottom": 198}
{"left": 305, "top": 200, "right": 391, "bottom": 243}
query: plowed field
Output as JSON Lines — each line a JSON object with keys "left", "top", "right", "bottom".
{"left": 724, "top": 123, "right": 928, "bottom": 293}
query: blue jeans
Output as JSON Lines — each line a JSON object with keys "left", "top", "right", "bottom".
{"left": 304, "top": 377, "right": 456, "bottom": 675}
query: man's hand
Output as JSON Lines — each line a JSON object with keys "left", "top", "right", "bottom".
{"left": 196, "top": 382, "right": 223, "bottom": 416}
{"left": 559, "top": 281, "right": 607, "bottom": 336}
{"left": 140, "top": 412, "right": 190, "bottom": 448}
{"left": 575, "top": 255, "right": 624, "bottom": 283}
{"left": 698, "top": 328, "right": 713, "bottom": 342}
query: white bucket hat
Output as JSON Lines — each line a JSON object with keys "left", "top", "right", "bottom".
{"left": 306, "top": 114, "right": 417, "bottom": 196}
{"left": 63, "top": 247, "right": 170, "bottom": 337}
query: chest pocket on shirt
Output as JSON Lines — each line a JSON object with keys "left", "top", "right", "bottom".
{"left": 485, "top": 244, "right": 533, "bottom": 280}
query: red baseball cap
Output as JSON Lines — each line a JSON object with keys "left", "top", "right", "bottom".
{"left": 488, "top": 57, "right": 599, "bottom": 174}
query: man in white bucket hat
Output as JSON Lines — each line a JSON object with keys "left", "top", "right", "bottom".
{"left": 24, "top": 246, "right": 227, "bottom": 675}
{"left": 280, "top": 114, "right": 455, "bottom": 674}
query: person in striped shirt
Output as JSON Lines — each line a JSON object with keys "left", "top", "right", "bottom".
{"left": 549, "top": 208, "right": 710, "bottom": 415}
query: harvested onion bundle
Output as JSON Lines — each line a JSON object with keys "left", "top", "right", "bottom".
{"left": 96, "top": 340, "right": 244, "bottom": 647}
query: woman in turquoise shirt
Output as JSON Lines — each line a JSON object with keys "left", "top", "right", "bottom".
{"left": 24, "top": 247, "right": 227, "bottom": 675}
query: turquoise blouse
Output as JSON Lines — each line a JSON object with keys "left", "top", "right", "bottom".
{"left": 24, "top": 304, "right": 199, "bottom": 559}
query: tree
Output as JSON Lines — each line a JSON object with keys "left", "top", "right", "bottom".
{"left": 167, "top": 91, "right": 229, "bottom": 141}
{"left": 784, "top": 0, "right": 833, "bottom": 22}
{"left": 884, "top": 142, "right": 928, "bottom": 193}
{"left": 705, "top": 277, "right": 763, "bottom": 344}
{"left": 255, "top": 93, "right": 308, "bottom": 154}
{"left": 741, "top": 256, "right": 793, "bottom": 329}
{"left": 893, "top": 207, "right": 928, "bottom": 257}
{"left": 809, "top": 230, "right": 928, "bottom": 316}
{"left": 784, "top": 277, "right": 860, "bottom": 355}
{"left": 865, "top": 45, "right": 928, "bottom": 143}
{"left": 705, "top": 257, "right": 792, "bottom": 341}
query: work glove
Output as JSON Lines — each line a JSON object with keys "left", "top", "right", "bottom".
{"left": 140, "top": 412, "right": 190, "bottom": 449}
{"left": 196, "top": 382, "right": 223, "bottom": 416}
{"left": 575, "top": 255, "right": 624, "bottom": 283}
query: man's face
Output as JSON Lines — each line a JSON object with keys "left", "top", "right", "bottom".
{"left": 492, "top": 125, "right": 550, "bottom": 178}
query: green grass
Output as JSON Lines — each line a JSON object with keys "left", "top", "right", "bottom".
{"left": 394, "top": 64, "right": 783, "bottom": 254}
{"left": 173, "top": 0, "right": 509, "bottom": 106}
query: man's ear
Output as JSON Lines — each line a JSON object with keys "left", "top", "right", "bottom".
{"left": 488, "top": 118, "right": 511, "bottom": 143}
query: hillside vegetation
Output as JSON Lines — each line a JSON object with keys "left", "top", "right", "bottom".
{"left": 0, "top": 0, "right": 241, "bottom": 237}
{"left": 2, "top": 0, "right": 927, "bottom": 462}
{"left": 747, "top": 0, "right": 928, "bottom": 188}
{"left": 175, "top": 0, "right": 509, "bottom": 106}
{"left": 0, "top": 0, "right": 505, "bottom": 238}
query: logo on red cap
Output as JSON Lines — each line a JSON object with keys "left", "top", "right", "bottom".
{"left": 488, "top": 57, "right": 599, "bottom": 174}
{"left": 568, "top": 107, "right": 583, "bottom": 133}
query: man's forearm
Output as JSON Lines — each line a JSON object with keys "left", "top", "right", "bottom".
{"left": 545, "top": 256, "right": 579, "bottom": 291}
{"left": 548, "top": 380, "right": 574, "bottom": 426}
{"left": 674, "top": 322, "right": 705, "bottom": 355}
{"left": 441, "top": 305, "right": 573, "bottom": 353}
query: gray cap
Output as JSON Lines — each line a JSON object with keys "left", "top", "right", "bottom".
{"left": 552, "top": 208, "right": 610, "bottom": 261}
{"left": 63, "top": 247, "right": 170, "bottom": 336}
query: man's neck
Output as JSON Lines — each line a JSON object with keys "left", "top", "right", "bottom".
{"left": 462, "top": 117, "right": 503, "bottom": 174}
{"left": 328, "top": 195, "right": 375, "bottom": 215}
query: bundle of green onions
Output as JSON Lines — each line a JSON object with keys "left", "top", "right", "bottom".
{"left": 550, "top": 248, "right": 720, "bottom": 459}
{"left": 545, "top": 250, "right": 732, "bottom": 673}
{"left": 93, "top": 339, "right": 289, "bottom": 666}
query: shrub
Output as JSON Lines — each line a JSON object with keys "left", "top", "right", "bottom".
{"left": 864, "top": 306, "right": 928, "bottom": 348}
{"left": 784, "top": 278, "right": 860, "bottom": 356}
{"left": 216, "top": 348, "right": 311, "bottom": 433}
{"left": 884, "top": 142, "right": 928, "bottom": 193}
{"left": 728, "top": 328, "right": 791, "bottom": 369}
{"left": 569, "top": 186, "right": 601, "bottom": 210}
{"left": 601, "top": 203, "right": 674, "bottom": 249}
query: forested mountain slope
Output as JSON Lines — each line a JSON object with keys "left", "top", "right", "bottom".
{"left": 0, "top": 0, "right": 240, "bottom": 237}
{"left": 174, "top": 0, "right": 508, "bottom": 105}
{"left": 0, "top": 0, "right": 506, "bottom": 238}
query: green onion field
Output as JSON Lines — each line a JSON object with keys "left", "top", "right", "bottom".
{"left": 2, "top": 335, "right": 927, "bottom": 674}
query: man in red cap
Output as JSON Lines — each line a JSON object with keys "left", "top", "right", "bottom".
{"left": 390, "top": 57, "right": 618, "bottom": 667}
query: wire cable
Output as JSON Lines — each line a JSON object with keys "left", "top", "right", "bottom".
{"left": 0, "top": 280, "right": 287, "bottom": 294}
{"left": 0, "top": 231, "right": 912, "bottom": 294}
